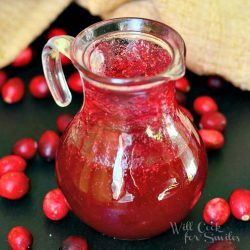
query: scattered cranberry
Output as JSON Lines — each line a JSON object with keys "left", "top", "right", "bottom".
{"left": 207, "top": 240, "right": 236, "bottom": 250}
{"left": 229, "top": 188, "right": 250, "bottom": 221}
{"left": 208, "top": 76, "right": 225, "bottom": 92}
{"left": 12, "top": 138, "right": 38, "bottom": 160}
{"left": 1, "top": 77, "right": 25, "bottom": 104}
{"left": 38, "top": 130, "right": 60, "bottom": 161}
{"left": 43, "top": 188, "right": 70, "bottom": 221}
{"left": 203, "top": 198, "right": 230, "bottom": 226}
{"left": 176, "top": 90, "right": 187, "bottom": 106}
{"left": 175, "top": 77, "right": 190, "bottom": 93}
{"left": 29, "top": 75, "right": 50, "bottom": 99}
{"left": 61, "top": 54, "right": 71, "bottom": 66}
{"left": 200, "top": 112, "right": 227, "bottom": 132}
{"left": 60, "top": 235, "right": 88, "bottom": 250}
{"left": 179, "top": 106, "right": 194, "bottom": 122}
{"left": 56, "top": 114, "right": 73, "bottom": 133}
{"left": 8, "top": 226, "right": 33, "bottom": 250}
{"left": 68, "top": 72, "right": 82, "bottom": 93}
{"left": 199, "top": 129, "right": 224, "bottom": 150}
{"left": 193, "top": 96, "right": 218, "bottom": 115}
{"left": 0, "top": 70, "right": 7, "bottom": 89}
{"left": 47, "top": 28, "right": 67, "bottom": 39}
{"left": 0, "top": 155, "right": 27, "bottom": 176}
{"left": 12, "top": 47, "right": 33, "bottom": 67}
{"left": 0, "top": 172, "right": 29, "bottom": 200}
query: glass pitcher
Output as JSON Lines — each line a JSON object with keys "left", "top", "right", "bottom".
{"left": 42, "top": 18, "right": 207, "bottom": 240}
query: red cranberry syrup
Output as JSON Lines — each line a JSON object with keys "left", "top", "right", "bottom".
{"left": 56, "top": 39, "right": 207, "bottom": 239}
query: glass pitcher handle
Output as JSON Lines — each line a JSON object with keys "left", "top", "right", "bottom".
{"left": 42, "top": 35, "right": 74, "bottom": 107}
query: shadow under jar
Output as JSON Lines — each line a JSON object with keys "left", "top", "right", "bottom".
{"left": 42, "top": 18, "right": 207, "bottom": 240}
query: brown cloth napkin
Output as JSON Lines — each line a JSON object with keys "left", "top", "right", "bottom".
{"left": 0, "top": 0, "right": 249, "bottom": 90}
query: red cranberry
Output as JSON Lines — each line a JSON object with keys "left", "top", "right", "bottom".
{"left": 47, "top": 28, "right": 67, "bottom": 39}
{"left": 8, "top": 226, "right": 33, "bottom": 250}
{"left": 0, "top": 172, "right": 29, "bottom": 200}
{"left": 203, "top": 198, "right": 230, "bottom": 226}
{"left": 193, "top": 96, "right": 218, "bottom": 115}
{"left": 43, "top": 188, "right": 70, "bottom": 221}
{"left": 60, "top": 235, "right": 88, "bottom": 250}
{"left": 200, "top": 112, "right": 227, "bottom": 132}
{"left": 0, "top": 155, "right": 27, "bottom": 176}
{"left": 12, "top": 138, "right": 38, "bottom": 160}
{"left": 68, "top": 72, "right": 82, "bottom": 93}
{"left": 56, "top": 114, "right": 73, "bottom": 133}
{"left": 1, "top": 77, "right": 25, "bottom": 104}
{"left": 199, "top": 129, "right": 224, "bottom": 150}
{"left": 175, "top": 77, "right": 190, "bottom": 93}
{"left": 61, "top": 54, "right": 71, "bottom": 66}
{"left": 176, "top": 90, "right": 187, "bottom": 105}
{"left": 12, "top": 47, "right": 33, "bottom": 67}
{"left": 0, "top": 70, "right": 7, "bottom": 89}
{"left": 229, "top": 188, "right": 250, "bottom": 221}
{"left": 208, "top": 76, "right": 225, "bottom": 92}
{"left": 179, "top": 106, "right": 194, "bottom": 122}
{"left": 29, "top": 75, "right": 50, "bottom": 99}
{"left": 38, "top": 130, "right": 60, "bottom": 161}
{"left": 207, "top": 240, "right": 236, "bottom": 250}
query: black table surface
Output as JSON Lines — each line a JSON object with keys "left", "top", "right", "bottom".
{"left": 1, "top": 3, "right": 250, "bottom": 250}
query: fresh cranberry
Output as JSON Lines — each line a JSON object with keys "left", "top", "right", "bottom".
{"left": 12, "top": 47, "right": 33, "bottom": 67}
{"left": 193, "top": 96, "right": 218, "bottom": 115}
{"left": 229, "top": 188, "right": 250, "bottom": 221}
{"left": 0, "top": 172, "right": 29, "bottom": 199}
{"left": 208, "top": 76, "right": 225, "bottom": 92}
{"left": 12, "top": 138, "right": 38, "bottom": 160}
{"left": 56, "top": 114, "right": 73, "bottom": 133}
{"left": 60, "top": 235, "right": 88, "bottom": 250}
{"left": 38, "top": 130, "right": 60, "bottom": 161}
{"left": 199, "top": 129, "right": 224, "bottom": 150}
{"left": 179, "top": 106, "right": 194, "bottom": 122}
{"left": 29, "top": 75, "right": 50, "bottom": 99}
{"left": 0, "top": 70, "right": 7, "bottom": 89}
{"left": 207, "top": 240, "right": 236, "bottom": 250}
{"left": 1, "top": 77, "right": 25, "bottom": 104}
{"left": 47, "top": 28, "right": 67, "bottom": 39}
{"left": 200, "top": 112, "right": 227, "bottom": 132}
{"left": 61, "top": 54, "right": 71, "bottom": 66}
{"left": 8, "top": 226, "right": 33, "bottom": 250}
{"left": 175, "top": 77, "right": 190, "bottom": 93}
{"left": 68, "top": 72, "right": 82, "bottom": 93}
{"left": 203, "top": 198, "right": 230, "bottom": 226}
{"left": 43, "top": 188, "right": 70, "bottom": 221}
{"left": 0, "top": 155, "right": 27, "bottom": 176}
{"left": 176, "top": 90, "right": 187, "bottom": 106}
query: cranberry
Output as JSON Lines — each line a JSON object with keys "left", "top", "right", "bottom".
{"left": 61, "top": 54, "right": 71, "bottom": 66}
{"left": 208, "top": 76, "right": 225, "bottom": 92}
{"left": 12, "top": 138, "right": 38, "bottom": 160}
{"left": 43, "top": 188, "right": 70, "bottom": 221}
{"left": 200, "top": 112, "right": 227, "bottom": 132}
{"left": 60, "top": 235, "right": 88, "bottom": 250}
{"left": 229, "top": 188, "right": 250, "bottom": 221}
{"left": 8, "top": 226, "right": 33, "bottom": 250}
{"left": 176, "top": 90, "right": 187, "bottom": 105}
{"left": 0, "top": 155, "right": 27, "bottom": 176}
{"left": 0, "top": 70, "right": 7, "bottom": 89}
{"left": 29, "top": 75, "right": 50, "bottom": 99}
{"left": 68, "top": 72, "right": 82, "bottom": 93}
{"left": 199, "top": 129, "right": 224, "bottom": 150}
{"left": 38, "top": 130, "right": 60, "bottom": 161}
{"left": 175, "top": 77, "right": 190, "bottom": 93}
{"left": 0, "top": 172, "right": 29, "bottom": 199}
{"left": 12, "top": 47, "right": 33, "bottom": 67}
{"left": 56, "top": 114, "right": 73, "bottom": 133}
{"left": 203, "top": 198, "right": 230, "bottom": 226}
{"left": 2, "top": 77, "right": 25, "bottom": 104}
{"left": 47, "top": 28, "right": 67, "bottom": 39}
{"left": 179, "top": 106, "right": 194, "bottom": 122}
{"left": 193, "top": 96, "right": 218, "bottom": 115}
{"left": 207, "top": 240, "right": 236, "bottom": 250}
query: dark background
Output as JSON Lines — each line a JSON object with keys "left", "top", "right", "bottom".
{"left": 0, "top": 3, "right": 250, "bottom": 250}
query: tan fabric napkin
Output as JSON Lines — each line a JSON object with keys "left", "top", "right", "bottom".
{"left": 0, "top": 0, "right": 249, "bottom": 90}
